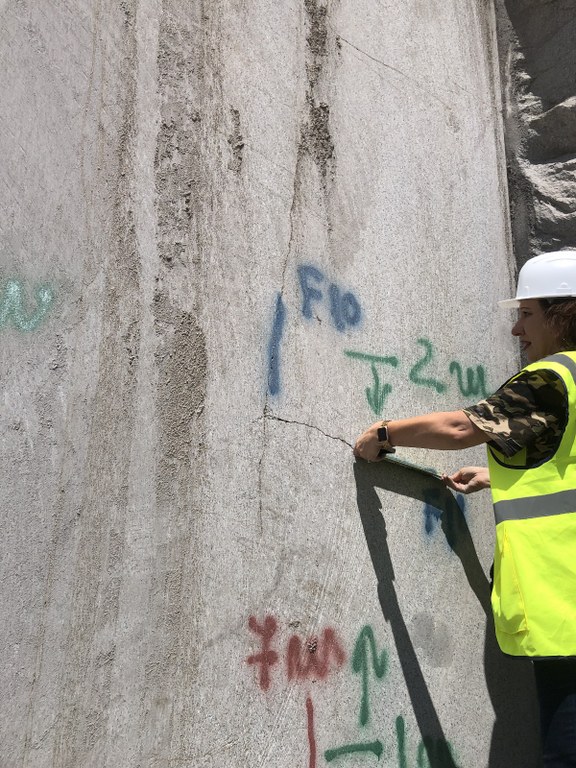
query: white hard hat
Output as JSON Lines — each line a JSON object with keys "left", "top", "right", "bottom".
{"left": 500, "top": 250, "right": 576, "bottom": 308}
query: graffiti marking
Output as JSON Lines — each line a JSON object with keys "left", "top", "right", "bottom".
{"left": 306, "top": 697, "right": 317, "bottom": 768}
{"left": 325, "top": 740, "right": 384, "bottom": 762}
{"left": 298, "top": 265, "right": 361, "bottom": 332}
{"left": 365, "top": 363, "right": 392, "bottom": 415}
{"left": 352, "top": 625, "right": 388, "bottom": 726}
{"left": 267, "top": 293, "right": 286, "bottom": 396}
{"left": 417, "top": 737, "right": 458, "bottom": 768}
{"left": 449, "top": 361, "right": 489, "bottom": 398}
{"left": 346, "top": 339, "right": 490, "bottom": 413}
{"left": 396, "top": 716, "right": 407, "bottom": 768}
{"left": 409, "top": 338, "right": 447, "bottom": 394}
{"left": 246, "top": 615, "right": 279, "bottom": 691}
{"left": 0, "top": 280, "right": 54, "bottom": 331}
{"left": 287, "top": 627, "right": 346, "bottom": 681}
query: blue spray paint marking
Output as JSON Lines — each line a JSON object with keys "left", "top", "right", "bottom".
{"left": 298, "top": 265, "right": 324, "bottom": 320}
{"left": 423, "top": 490, "right": 465, "bottom": 537}
{"left": 298, "top": 264, "right": 362, "bottom": 332}
{"left": 329, "top": 283, "right": 361, "bottom": 331}
{"left": 423, "top": 491, "right": 443, "bottom": 535}
{"left": 267, "top": 293, "right": 286, "bottom": 396}
{"left": 0, "top": 280, "right": 55, "bottom": 331}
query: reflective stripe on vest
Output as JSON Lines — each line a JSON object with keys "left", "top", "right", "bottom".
{"left": 543, "top": 353, "right": 576, "bottom": 384}
{"left": 494, "top": 488, "right": 576, "bottom": 523}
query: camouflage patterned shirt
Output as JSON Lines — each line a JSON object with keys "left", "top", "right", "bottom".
{"left": 463, "top": 369, "right": 568, "bottom": 463}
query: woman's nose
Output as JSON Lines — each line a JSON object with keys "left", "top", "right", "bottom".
{"left": 511, "top": 319, "right": 522, "bottom": 336}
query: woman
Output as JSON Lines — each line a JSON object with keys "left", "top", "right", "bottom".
{"left": 354, "top": 250, "right": 576, "bottom": 768}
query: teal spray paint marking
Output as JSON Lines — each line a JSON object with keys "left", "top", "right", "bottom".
{"left": 396, "top": 716, "right": 407, "bottom": 768}
{"left": 346, "top": 342, "right": 492, "bottom": 413}
{"left": 417, "top": 737, "right": 459, "bottom": 768}
{"left": 366, "top": 363, "right": 392, "bottom": 415}
{"left": 352, "top": 625, "right": 388, "bottom": 726}
{"left": 344, "top": 351, "right": 398, "bottom": 416}
{"left": 449, "top": 361, "right": 489, "bottom": 398}
{"left": 0, "top": 280, "right": 54, "bottom": 331}
{"left": 409, "top": 339, "right": 447, "bottom": 394}
{"left": 344, "top": 350, "right": 399, "bottom": 367}
{"left": 325, "top": 740, "right": 383, "bottom": 762}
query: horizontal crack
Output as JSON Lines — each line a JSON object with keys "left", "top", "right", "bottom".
{"left": 264, "top": 413, "right": 353, "bottom": 449}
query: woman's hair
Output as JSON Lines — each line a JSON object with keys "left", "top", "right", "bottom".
{"left": 540, "top": 298, "right": 576, "bottom": 350}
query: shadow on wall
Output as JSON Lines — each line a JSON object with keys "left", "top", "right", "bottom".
{"left": 353, "top": 461, "right": 541, "bottom": 768}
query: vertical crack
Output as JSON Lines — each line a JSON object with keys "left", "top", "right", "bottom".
{"left": 260, "top": 0, "right": 336, "bottom": 535}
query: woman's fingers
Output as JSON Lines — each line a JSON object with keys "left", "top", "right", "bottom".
{"left": 442, "top": 466, "right": 490, "bottom": 494}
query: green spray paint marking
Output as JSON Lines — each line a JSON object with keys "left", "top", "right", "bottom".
{"left": 325, "top": 740, "right": 383, "bottom": 762}
{"left": 346, "top": 341, "right": 491, "bottom": 413}
{"left": 396, "top": 716, "right": 407, "bottom": 768}
{"left": 344, "top": 350, "right": 399, "bottom": 367}
{"left": 409, "top": 339, "right": 447, "bottom": 394}
{"left": 417, "top": 737, "right": 459, "bottom": 768}
{"left": 0, "top": 280, "right": 55, "bottom": 331}
{"left": 344, "top": 351, "right": 398, "bottom": 416}
{"left": 449, "top": 361, "right": 488, "bottom": 398}
{"left": 366, "top": 363, "right": 392, "bottom": 415}
{"left": 352, "top": 625, "right": 388, "bottom": 726}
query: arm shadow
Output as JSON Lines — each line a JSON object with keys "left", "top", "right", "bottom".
{"left": 353, "top": 459, "right": 541, "bottom": 768}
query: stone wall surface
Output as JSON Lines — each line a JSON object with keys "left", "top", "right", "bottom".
{"left": 498, "top": 0, "right": 576, "bottom": 259}
{"left": 0, "top": 2, "right": 540, "bottom": 767}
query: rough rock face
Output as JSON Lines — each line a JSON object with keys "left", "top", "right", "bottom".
{"left": 498, "top": 0, "right": 576, "bottom": 260}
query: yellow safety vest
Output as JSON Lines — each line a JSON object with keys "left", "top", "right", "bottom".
{"left": 488, "top": 352, "right": 576, "bottom": 657}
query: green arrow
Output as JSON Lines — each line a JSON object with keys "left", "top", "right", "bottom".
{"left": 352, "top": 625, "right": 388, "bottom": 726}
{"left": 365, "top": 363, "right": 392, "bottom": 415}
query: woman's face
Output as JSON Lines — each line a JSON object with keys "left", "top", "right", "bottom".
{"left": 512, "top": 299, "right": 562, "bottom": 362}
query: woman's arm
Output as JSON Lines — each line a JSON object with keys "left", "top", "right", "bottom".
{"left": 353, "top": 411, "right": 488, "bottom": 462}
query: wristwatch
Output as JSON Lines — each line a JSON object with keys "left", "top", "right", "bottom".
{"left": 376, "top": 420, "right": 395, "bottom": 454}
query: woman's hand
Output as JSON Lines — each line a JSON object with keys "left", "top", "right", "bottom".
{"left": 353, "top": 422, "right": 385, "bottom": 462}
{"left": 442, "top": 466, "right": 490, "bottom": 494}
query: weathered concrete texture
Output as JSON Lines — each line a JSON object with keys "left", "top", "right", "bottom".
{"left": 1, "top": 1, "right": 539, "bottom": 767}
{"left": 497, "top": 0, "right": 576, "bottom": 258}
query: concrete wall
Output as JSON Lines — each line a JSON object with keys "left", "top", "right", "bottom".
{"left": 0, "top": 2, "right": 539, "bottom": 766}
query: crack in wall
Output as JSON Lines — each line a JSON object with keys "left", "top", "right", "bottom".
{"left": 264, "top": 413, "right": 353, "bottom": 449}
{"left": 259, "top": 1, "right": 341, "bottom": 537}
{"left": 335, "top": 32, "right": 453, "bottom": 112}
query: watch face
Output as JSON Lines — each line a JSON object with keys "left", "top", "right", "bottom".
{"left": 376, "top": 425, "right": 395, "bottom": 453}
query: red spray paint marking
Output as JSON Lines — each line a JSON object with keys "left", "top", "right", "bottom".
{"left": 306, "top": 696, "right": 317, "bottom": 768}
{"left": 246, "top": 615, "right": 279, "bottom": 691}
{"left": 287, "top": 628, "right": 346, "bottom": 681}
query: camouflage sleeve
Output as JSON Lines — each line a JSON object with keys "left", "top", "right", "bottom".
{"left": 463, "top": 369, "right": 568, "bottom": 458}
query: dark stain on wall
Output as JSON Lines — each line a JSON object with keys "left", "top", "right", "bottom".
{"left": 228, "top": 107, "right": 244, "bottom": 173}
{"left": 301, "top": 0, "right": 335, "bottom": 183}
{"left": 153, "top": 290, "right": 207, "bottom": 491}
{"left": 144, "top": 2, "right": 213, "bottom": 762}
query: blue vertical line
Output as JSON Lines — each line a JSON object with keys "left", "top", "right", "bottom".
{"left": 267, "top": 293, "right": 286, "bottom": 396}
